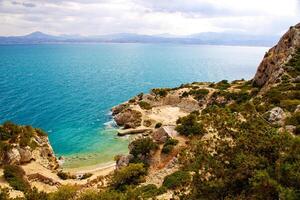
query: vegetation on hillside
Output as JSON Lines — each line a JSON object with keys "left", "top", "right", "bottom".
{"left": 0, "top": 121, "right": 47, "bottom": 157}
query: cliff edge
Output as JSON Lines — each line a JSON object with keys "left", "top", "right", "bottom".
{"left": 253, "top": 23, "right": 300, "bottom": 90}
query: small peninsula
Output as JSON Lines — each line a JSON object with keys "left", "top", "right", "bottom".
{"left": 0, "top": 23, "right": 299, "bottom": 199}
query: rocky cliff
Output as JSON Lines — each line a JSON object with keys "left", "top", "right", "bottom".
{"left": 0, "top": 122, "right": 58, "bottom": 170}
{"left": 253, "top": 23, "right": 300, "bottom": 90}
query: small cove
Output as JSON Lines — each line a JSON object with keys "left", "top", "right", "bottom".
{"left": 0, "top": 43, "right": 268, "bottom": 168}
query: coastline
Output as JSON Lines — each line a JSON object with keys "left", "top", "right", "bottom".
{"left": 64, "top": 161, "right": 116, "bottom": 174}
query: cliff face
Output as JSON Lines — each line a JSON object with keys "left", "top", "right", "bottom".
{"left": 0, "top": 122, "right": 58, "bottom": 170}
{"left": 253, "top": 23, "right": 300, "bottom": 89}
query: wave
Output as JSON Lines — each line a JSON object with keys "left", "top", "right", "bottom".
{"left": 103, "top": 120, "right": 118, "bottom": 129}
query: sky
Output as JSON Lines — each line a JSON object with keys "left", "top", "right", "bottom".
{"left": 0, "top": 0, "right": 299, "bottom": 36}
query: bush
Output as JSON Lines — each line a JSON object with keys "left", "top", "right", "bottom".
{"left": 286, "top": 112, "right": 300, "bottom": 126}
{"left": 0, "top": 187, "right": 10, "bottom": 200}
{"left": 151, "top": 88, "right": 169, "bottom": 97}
{"left": 161, "top": 145, "right": 174, "bottom": 154}
{"left": 181, "top": 91, "right": 189, "bottom": 98}
{"left": 25, "top": 187, "right": 48, "bottom": 200}
{"left": 80, "top": 173, "right": 93, "bottom": 180}
{"left": 163, "top": 170, "right": 190, "bottom": 189}
{"left": 280, "top": 99, "right": 300, "bottom": 112}
{"left": 78, "top": 189, "right": 125, "bottom": 200}
{"left": 165, "top": 138, "right": 179, "bottom": 146}
{"left": 137, "top": 93, "right": 143, "bottom": 101}
{"left": 215, "top": 80, "right": 230, "bottom": 90}
{"left": 111, "top": 163, "right": 147, "bottom": 190}
{"left": 162, "top": 138, "right": 179, "bottom": 154}
{"left": 138, "top": 101, "right": 152, "bottom": 110}
{"left": 129, "top": 137, "right": 158, "bottom": 158}
{"left": 176, "top": 113, "right": 204, "bottom": 136}
{"left": 155, "top": 122, "right": 162, "bottom": 128}
{"left": 57, "top": 171, "right": 76, "bottom": 180}
{"left": 3, "top": 165, "right": 30, "bottom": 191}
{"left": 135, "top": 184, "right": 166, "bottom": 198}
{"left": 0, "top": 121, "right": 21, "bottom": 141}
{"left": 48, "top": 185, "right": 78, "bottom": 200}
{"left": 189, "top": 89, "right": 209, "bottom": 101}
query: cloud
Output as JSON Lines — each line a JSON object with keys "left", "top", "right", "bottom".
{"left": 11, "top": 1, "right": 36, "bottom": 8}
{"left": 0, "top": 0, "right": 299, "bottom": 36}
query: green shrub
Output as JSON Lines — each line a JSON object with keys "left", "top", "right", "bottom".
{"left": 137, "top": 93, "right": 144, "bottom": 101}
{"left": 176, "top": 113, "right": 204, "bottom": 136}
{"left": 0, "top": 187, "right": 10, "bottom": 200}
{"left": 48, "top": 185, "right": 78, "bottom": 200}
{"left": 280, "top": 99, "right": 300, "bottom": 112}
{"left": 57, "top": 171, "right": 75, "bottom": 180}
{"left": 161, "top": 145, "right": 174, "bottom": 154}
{"left": 266, "top": 89, "right": 285, "bottom": 105}
{"left": 162, "top": 138, "right": 179, "bottom": 154}
{"left": 3, "top": 165, "right": 30, "bottom": 191}
{"left": 286, "top": 112, "right": 300, "bottom": 126}
{"left": 135, "top": 184, "right": 166, "bottom": 198}
{"left": 151, "top": 88, "right": 169, "bottom": 97}
{"left": 111, "top": 163, "right": 147, "bottom": 190}
{"left": 129, "top": 137, "right": 158, "bottom": 158}
{"left": 215, "top": 80, "right": 230, "bottom": 90}
{"left": 165, "top": 138, "right": 179, "bottom": 146}
{"left": 163, "top": 170, "right": 190, "bottom": 189}
{"left": 181, "top": 91, "right": 189, "bottom": 98}
{"left": 138, "top": 101, "right": 152, "bottom": 110}
{"left": 25, "top": 187, "right": 48, "bottom": 200}
{"left": 0, "top": 121, "right": 20, "bottom": 141}
{"left": 80, "top": 173, "right": 93, "bottom": 180}
{"left": 35, "top": 128, "right": 47, "bottom": 136}
{"left": 155, "top": 122, "right": 162, "bottom": 128}
{"left": 189, "top": 89, "right": 209, "bottom": 101}
{"left": 285, "top": 48, "right": 300, "bottom": 77}
{"left": 78, "top": 189, "right": 125, "bottom": 200}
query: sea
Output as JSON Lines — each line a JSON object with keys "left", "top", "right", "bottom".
{"left": 0, "top": 43, "right": 268, "bottom": 168}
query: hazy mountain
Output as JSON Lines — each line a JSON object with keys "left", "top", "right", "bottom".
{"left": 0, "top": 31, "right": 279, "bottom": 46}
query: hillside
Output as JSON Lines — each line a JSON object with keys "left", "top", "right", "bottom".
{"left": 0, "top": 31, "right": 278, "bottom": 46}
{"left": 0, "top": 23, "right": 299, "bottom": 199}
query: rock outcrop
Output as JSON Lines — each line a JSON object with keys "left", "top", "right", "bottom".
{"left": 0, "top": 123, "right": 59, "bottom": 170}
{"left": 114, "top": 109, "right": 142, "bottom": 129}
{"left": 253, "top": 23, "right": 300, "bottom": 89}
{"left": 264, "top": 107, "right": 286, "bottom": 125}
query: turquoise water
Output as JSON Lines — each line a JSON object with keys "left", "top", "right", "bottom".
{"left": 0, "top": 43, "right": 268, "bottom": 167}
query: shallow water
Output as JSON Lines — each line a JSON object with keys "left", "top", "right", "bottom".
{"left": 0, "top": 43, "right": 268, "bottom": 168}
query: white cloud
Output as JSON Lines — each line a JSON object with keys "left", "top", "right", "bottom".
{"left": 0, "top": 0, "right": 299, "bottom": 36}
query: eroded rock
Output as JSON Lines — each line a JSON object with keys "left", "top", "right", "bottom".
{"left": 253, "top": 23, "right": 300, "bottom": 88}
{"left": 264, "top": 107, "right": 286, "bottom": 125}
{"left": 114, "top": 109, "right": 142, "bottom": 128}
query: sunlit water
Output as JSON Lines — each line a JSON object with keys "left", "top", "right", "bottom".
{"left": 0, "top": 43, "right": 268, "bottom": 168}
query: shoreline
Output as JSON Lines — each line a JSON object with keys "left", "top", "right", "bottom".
{"left": 63, "top": 161, "right": 116, "bottom": 174}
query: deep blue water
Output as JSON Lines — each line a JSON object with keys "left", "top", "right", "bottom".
{"left": 0, "top": 43, "right": 267, "bottom": 167}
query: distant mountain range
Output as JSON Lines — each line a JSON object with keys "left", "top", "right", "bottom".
{"left": 0, "top": 31, "right": 279, "bottom": 46}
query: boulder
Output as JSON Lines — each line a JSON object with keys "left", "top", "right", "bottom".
{"left": 6, "top": 148, "right": 21, "bottom": 165}
{"left": 292, "top": 76, "right": 300, "bottom": 83}
{"left": 19, "top": 147, "right": 33, "bottom": 163}
{"left": 111, "top": 103, "right": 129, "bottom": 115}
{"left": 264, "top": 107, "right": 286, "bottom": 125}
{"left": 295, "top": 105, "right": 300, "bottom": 113}
{"left": 115, "top": 154, "right": 134, "bottom": 170}
{"left": 285, "top": 125, "right": 296, "bottom": 134}
{"left": 114, "top": 109, "right": 142, "bottom": 128}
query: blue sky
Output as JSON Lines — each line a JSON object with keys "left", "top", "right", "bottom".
{"left": 0, "top": 0, "right": 299, "bottom": 36}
